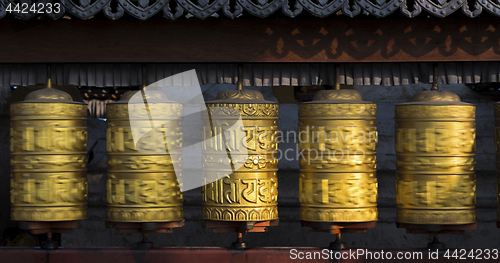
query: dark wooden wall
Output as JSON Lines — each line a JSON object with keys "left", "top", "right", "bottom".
{"left": 0, "top": 18, "right": 499, "bottom": 63}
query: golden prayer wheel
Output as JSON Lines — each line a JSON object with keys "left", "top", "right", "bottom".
{"left": 201, "top": 89, "right": 279, "bottom": 224}
{"left": 10, "top": 87, "right": 88, "bottom": 222}
{"left": 106, "top": 90, "right": 184, "bottom": 224}
{"left": 395, "top": 89, "right": 476, "bottom": 226}
{"left": 298, "top": 89, "right": 378, "bottom": 225}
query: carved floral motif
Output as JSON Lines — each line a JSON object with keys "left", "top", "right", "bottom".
{"left": 2, "top": 0, "right": 499, "bottom": 20}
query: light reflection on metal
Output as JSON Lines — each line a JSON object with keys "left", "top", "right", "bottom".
{"left": 106, "top": 90, "right": 184, "bottom": 222}
{"left": 298, "top": 86, "right": 378, "bottom": 223}
{"left": 10, "top": 79, "right": 88, "bottom": 221}
{"left": 201, "top": 87, "right": 279, "bottom": 222}
{"left": 395, "top": 89, "right": 476, "bottom": 225}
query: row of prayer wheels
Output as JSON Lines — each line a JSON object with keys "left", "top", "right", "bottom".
{"left": 7, "top": 83, "right": 494, "bottom": 239}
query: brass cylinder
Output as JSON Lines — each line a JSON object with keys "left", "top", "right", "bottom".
{"left": 201, "top": 89, "right": 279, "bottom": 221}
{"left": 298, "top": 89, "right": 378, "bottom": 223}
{"left": 10, "top": 88, "right": 88, "bottom": 221}
{"left": 395, "top": 90, "right": 476, "bottom": 225}
{"left": 106, "top": 90, "right": 183, "bottom": 222}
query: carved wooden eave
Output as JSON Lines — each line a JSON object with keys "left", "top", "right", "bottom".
{"left": 0, "top": 0, "right": 493, "bottom": 20}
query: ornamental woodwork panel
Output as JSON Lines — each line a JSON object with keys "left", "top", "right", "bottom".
{"left": 4, "top": 0, "right": 500, "bottom": 19}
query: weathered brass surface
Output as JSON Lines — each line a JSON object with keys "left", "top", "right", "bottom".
{"left": 106, "top": 90, "right": 184, "bottom": 222}
{"left": 395, "top": 90, "right": 476, "bottom": 225}
{"left": 10, "top": 88, "right": 88, "bottom": 221}
{"left": 298, "top": 89, "right": 378, "bottom": 223}
{"left": 201, "top": 89, "right": 279, "bottom": 221}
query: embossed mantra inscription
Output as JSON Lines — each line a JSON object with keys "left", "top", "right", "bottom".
{"left": 395, "top": 101, "right": 476, "bottom": 225}
{"left": 106, "top": 94, "right": 183, "bottom": 222}
{"left": 202, "top": 102, "right": 279, "bottom": 221}
{"left": 298, "top": 91, "right": 378, "bottom": 223}
{"left": 10, "top": 99, "right": 88, "bottom": 221}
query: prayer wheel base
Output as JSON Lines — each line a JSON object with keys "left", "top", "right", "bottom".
{"left": 427, "top": 234, "right": 446, "bottom": 250}
{"left": 17, "top": 221, "right": 80, "bottom": 235}
{"left": 203, "top": 219, "right": 279, "bottom": 233}
{"left": 106, "top": 220, "right": 185, "bottom": 234}
{"left": 40, "top": 239, "right": 59, "bottom": 250}
{"left": 328, "top": 234, "right": 346, "bottom": 250}
{"left": 230, "top": 233, "right": 247, "bottom": 249}
{"left": 397, "top": 222, "right": 477, "bottom": 235}
{"left": 137, "top": 233, "right": 154, "bottom": 250}
{"left": 301, "top": 221, "right": 377, "bottom": 234}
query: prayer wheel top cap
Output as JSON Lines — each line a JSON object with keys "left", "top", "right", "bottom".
{"left": 306, "top": 89, "right": 372, "bottom": 104}
{"left": 209, "top": 89, "right": 276, "bottom": 104}
{"left": 23, "top": 88, "right": 81, "bottom": 104}
{"left": 404, "top": 90, "right": 471, "bottom": 105}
